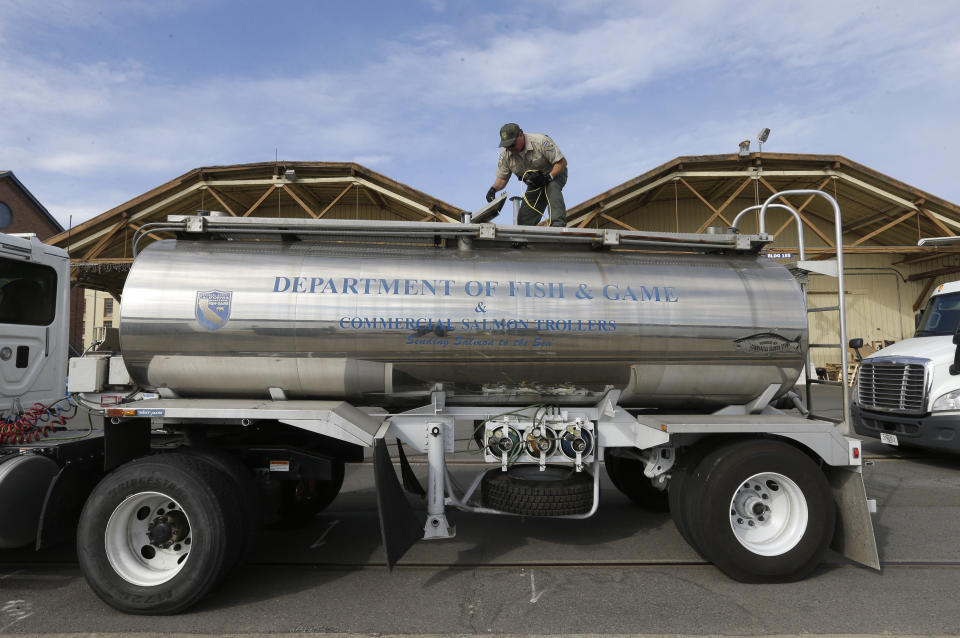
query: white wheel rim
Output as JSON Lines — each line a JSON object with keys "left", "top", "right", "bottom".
{"left": 104, "top": 491, "right": 192, "bottom": 586}
{"left": 728, "top": 472, "right": 808, "bottom": 556}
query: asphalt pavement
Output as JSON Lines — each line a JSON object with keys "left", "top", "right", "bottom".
{"left": 2, "top": 385, "right": 960, "bottom": 636}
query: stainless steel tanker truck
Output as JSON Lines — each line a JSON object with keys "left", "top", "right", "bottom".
{"left": 0, "top": 190, "right": 878, "bottom": 614}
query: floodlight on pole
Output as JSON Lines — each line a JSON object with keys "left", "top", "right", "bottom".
{"left": 757, "top": 128, "right": 771, "bottom": 153}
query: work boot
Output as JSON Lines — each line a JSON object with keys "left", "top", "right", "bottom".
{"left": 550, "top": 221, "right": 566, "bottom": 228}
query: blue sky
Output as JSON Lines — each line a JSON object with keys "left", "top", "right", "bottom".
{"left": 1, "top": 0, "right": 958, "bottom": 228}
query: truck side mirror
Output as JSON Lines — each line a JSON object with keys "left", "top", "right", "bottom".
{"left": 848, "top": 338, "right": 864, "bottom": 363}
{"left": 915, "top": 312, "right": 922, "bottom": 329}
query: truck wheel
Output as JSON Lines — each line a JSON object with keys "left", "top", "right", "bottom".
{"left": 666, "top": 444, "right": 711, "bottom": 558}
{"left": 481, "top": 465, "right": 593, "bottom": 516}
{"left": 274, "top": 460, "right": 345, "bottom": 528}
{"left": 181, "top": 447, "right": 262, "bottom": 564}
{"left": 684, "top": 440, "right": 835, "bottom": 583}
{"left": 604, "top": 452, "right": 669, "bottom": 512}
{"left": 76, "top": 453, "right": 242, "bottom": 614}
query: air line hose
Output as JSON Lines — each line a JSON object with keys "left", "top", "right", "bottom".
{"left": 520, "top": 169, "right": 552, "bottom": 220}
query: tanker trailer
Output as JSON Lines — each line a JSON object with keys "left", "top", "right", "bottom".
{"left": 117, "top": 225, "right": 806, "bottom": 409}
{"left": 0, "top": 191, "right": 878, "bottom": 615}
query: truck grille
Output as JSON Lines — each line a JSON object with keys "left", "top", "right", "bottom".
{"left": 857, "top": 360, "right": 927, "bottom": 414}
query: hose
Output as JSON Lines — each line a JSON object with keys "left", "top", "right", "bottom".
{"left": 520, "top": 170, "right": 552, "bottom": 220}
{"left": 0, "top": 396, "right": 77, "bottom": 444}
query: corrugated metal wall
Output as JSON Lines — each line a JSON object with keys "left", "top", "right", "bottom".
{"left": 805, "top": 253, "right": 960, "bottom": 370}
{"left": 806, "top": 255, "right": 908, "bottom": 371}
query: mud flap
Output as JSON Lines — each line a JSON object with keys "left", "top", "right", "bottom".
{"left": 373, "top": 438, "right": 422, "bottom": 569}
{"left": 104, "top": 418, "right": 150, "bottom": 472}
{"left": 0, "top": 454, "right": 57, "bottom": 548}
{"left": 827, "top": 466, "right": 880, "bottom": 570}
{"left": 36, "top": 451, "right": 102, "bottom": 549}
{"left": 35, "top": 433, "right": 105, "bottom": 549}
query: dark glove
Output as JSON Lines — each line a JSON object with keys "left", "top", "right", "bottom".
{"left": 523, "top": 171, "right": 551, "bottom": 188}
{"left": 485, "top": 187, "right": 497, "bottom": 203}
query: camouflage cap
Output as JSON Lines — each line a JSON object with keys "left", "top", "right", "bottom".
{"left": 498, "top": 123, "right": 521, "bottom": 148}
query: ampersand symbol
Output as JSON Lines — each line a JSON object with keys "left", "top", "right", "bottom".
{"left": 475, "top": 302, "right": 487, "bottom": 313}
{"left": 575, "top": 284, "right": 593, "bottom": 300}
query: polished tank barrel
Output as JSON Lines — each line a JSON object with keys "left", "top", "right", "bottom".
{"left": 119, "top": 239, "right": 807, "bottom": 408}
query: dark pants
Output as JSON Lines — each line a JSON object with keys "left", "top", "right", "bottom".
{"left": 517, "top": 168, "right": 567, "bottom": 226}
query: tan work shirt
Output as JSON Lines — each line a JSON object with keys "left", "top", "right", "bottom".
{"left": 495, "top": 133, "right": 565, "bottom": 180}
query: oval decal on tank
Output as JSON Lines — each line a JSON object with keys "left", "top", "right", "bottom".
{"left": 733, "top": 333, "right": 801, "bottom": 354}
{"left": 195, "top": 290, "right": 233, "bottom": 331}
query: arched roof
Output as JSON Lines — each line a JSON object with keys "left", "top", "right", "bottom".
{"left": 567, "top": 153, "right": 960, "bottom": 255}
{"left": 47, "top": 161, "right": 464, "bottom": 296}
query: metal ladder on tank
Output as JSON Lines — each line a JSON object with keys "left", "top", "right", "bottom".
{"left": 732, "top": 190, "right": 851, "bottom": 430}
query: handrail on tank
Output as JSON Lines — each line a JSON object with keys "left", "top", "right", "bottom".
{"left": 132, "top": 215, "right": 779, "bottom": 258}
{"left": 132, "top": 222, "right": 183, "bottom": 257}
{"left": 731, "top": 204, "right": 806, "bottom": 261}
{"left": 758, "top": 190, "right": 850, "bottom": 430}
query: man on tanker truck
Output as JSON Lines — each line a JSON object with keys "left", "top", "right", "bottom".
{"left": 0, "top": 191, "right": 879, "bottom": 615}
{"left": 485, "top": 123, "right": 568, "bottom": 227}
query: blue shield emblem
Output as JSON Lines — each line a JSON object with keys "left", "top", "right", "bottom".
{"left": 195, "top": 290, "right": 233, "bottom": 331}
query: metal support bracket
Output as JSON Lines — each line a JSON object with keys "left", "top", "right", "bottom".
{"left": 796, "top": 259, "right": 839, "bottom": 278}
{"left": 641, "top": 445, "right": 676, "bottom": 479}
{"left": 713, "top": 383, "right": 782, "bottom": 415}
{"left": 185, "top": 216, "right": 205, "bottom": 233}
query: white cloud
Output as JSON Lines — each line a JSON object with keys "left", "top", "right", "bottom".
{"left": 1, "top": 0, "right": 958, "bottom": 225}
{"left": 354, "top": 154, "right": 393, "bottom": 167}
{"left": 0, "top": 0, "right": 203, "bottom": 30}
{"left": 420, "top": 0, "right": 446, "bottom": 12}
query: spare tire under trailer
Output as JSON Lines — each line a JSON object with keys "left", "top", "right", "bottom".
{"left": 481, "top": 464, "right": 593, "bottom": 516}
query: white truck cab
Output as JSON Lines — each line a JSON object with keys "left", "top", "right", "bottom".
{"left": 0, "top": 233, "right": 70, "bottom": 415}
{"left": 852, "top": 280, "right": 960, "bottom": 451}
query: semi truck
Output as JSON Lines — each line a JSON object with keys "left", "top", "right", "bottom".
{"left": 0, "top": 190, "right": 878, "bottom": 614}
{"left": 852, "top": 235, "right": 960, "bottom": 451}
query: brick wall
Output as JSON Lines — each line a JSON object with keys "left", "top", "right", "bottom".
{"left": 0, "top": 176, "right": 61, "bottom": 240}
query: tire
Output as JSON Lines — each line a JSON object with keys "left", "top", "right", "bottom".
{"left": 667, "top": 444, "right": 711, "bottom": 557}
{"left": 684, "top": 440, "right": 835, "bottom": 583}
{"left": 604, "top": 452, "right": 669, "bottom": 512}
{"left": 180, "top": 447, "right": 261, "bottom": 564}
{"left": 76, "top": 453, "right": 242, "bottom": 614}
{"left": 273, "top": 460, "right": 345, "bottom": 529}
{"left": 481, "top": 465, "right": 593, "bottom": 516}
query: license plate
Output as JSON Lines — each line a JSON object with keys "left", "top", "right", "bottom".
{"left": 880, "top": 432, "right": 899, "bottom": 446}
